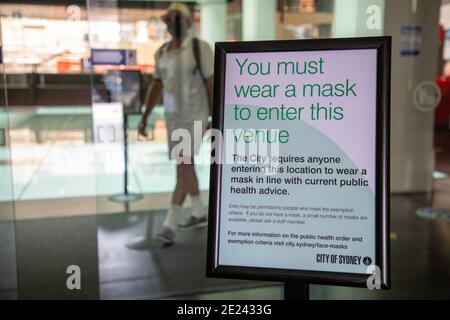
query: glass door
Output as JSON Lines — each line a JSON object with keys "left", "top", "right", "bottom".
{"left": 0, "top": 2, "right": 99, "bottom": 299}
{"left": 88, "top": 0, "right": 269, "bottom": 299}
{"left": 0, "top": 20, "right": 18, "bottom": 300}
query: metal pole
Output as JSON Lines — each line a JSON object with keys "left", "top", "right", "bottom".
{"left": 284, "top": 281, "right": 309, "bottom": 300}
{"left": 109, "top": 111, "right": 142, "bottom": 204}
{"left": 123, "top": 113, "right": 128, "bottom": 195}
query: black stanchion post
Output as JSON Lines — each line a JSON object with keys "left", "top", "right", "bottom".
{"left": 284, "top": 281, "right": 309, "bottom": 300}
{"left": 123, "top": 113, "right": 128, "bottom": 196}
{"left": 109, "top": 112, "right": 143, "bottom": 203}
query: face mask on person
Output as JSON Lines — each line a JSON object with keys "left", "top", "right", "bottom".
{"left": 165, "top": 13, "right": 187, "bottom": 39}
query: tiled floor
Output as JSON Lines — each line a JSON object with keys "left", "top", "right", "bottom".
{"left": 182, "top": 192, "right": 450, "bottom": 300}
{"left": 1, "top": 192, "right": 450, "bottom": 300}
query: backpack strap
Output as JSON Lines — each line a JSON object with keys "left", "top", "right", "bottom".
{"left": 192, "top": 37, "right": 205, "bottom": 80}
{"left": 192, "top": 37, "right": 211, "bottom": 111}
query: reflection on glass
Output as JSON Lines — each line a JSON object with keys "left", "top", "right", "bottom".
{"left": 281, "top": 0, "right": 334, "bottom": 39}
{"left": 0, "top": 20, "right": 18, "bottom": 297}
{"left": 0, "top": 110, "right": 18, "bottom": 299}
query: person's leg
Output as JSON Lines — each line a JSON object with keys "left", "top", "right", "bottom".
{"left": 162, "top": 164, "right": 189, "bottom": 232}
{"left": 157, "top": 122, "right": 192, "bottom": 244}
{"left": 177, "top": 160, "right": 207, "bottom": 229}
{"left": 173, "top": 164, "right": 191, "bottom": 204}
{"left": 182, "top": 162, "right": 205, "bottom": 219}
{"left": 182, "top": 162, "right": 199, "bottom": 195}
{"left": 158, "top": 118, "right": 207, "bottom": 241}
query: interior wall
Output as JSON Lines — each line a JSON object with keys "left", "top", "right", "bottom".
{"left": 385, "top": 0, "right": 441, "bottom": 192}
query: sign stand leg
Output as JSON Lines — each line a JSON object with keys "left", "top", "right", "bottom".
{"left": 109, "top": 113, "right": 143, "bottom": 203}
{"left": 283, "top": 281, "right": 309, "bottom": 300}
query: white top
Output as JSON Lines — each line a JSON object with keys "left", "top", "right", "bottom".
{"left": 153, "top": 36, "right": 213, "bottom": 123}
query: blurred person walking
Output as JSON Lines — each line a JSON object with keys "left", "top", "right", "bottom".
{"left": 138, "top": 2, "right": 213, "bottom": 245}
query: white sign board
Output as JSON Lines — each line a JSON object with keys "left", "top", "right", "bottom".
{"left": 207, "top": 37, "right": 390, "bottom": 288}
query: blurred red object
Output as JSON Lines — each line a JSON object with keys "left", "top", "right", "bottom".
{"left": 92, "top": 63, "right": 155, "bottom": 74}
{"left": 57, "top": 59, "right": 81, "bottom": 73}
{"left": 439, "top": 25, "right": 445, "bottom": 45}
{"left": 435, "top": 76, "right": 450, "bottom": 129}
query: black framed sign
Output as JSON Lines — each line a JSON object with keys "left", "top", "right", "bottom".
{"left": 206, "top": 37, "right": 390, "bottom": 288}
